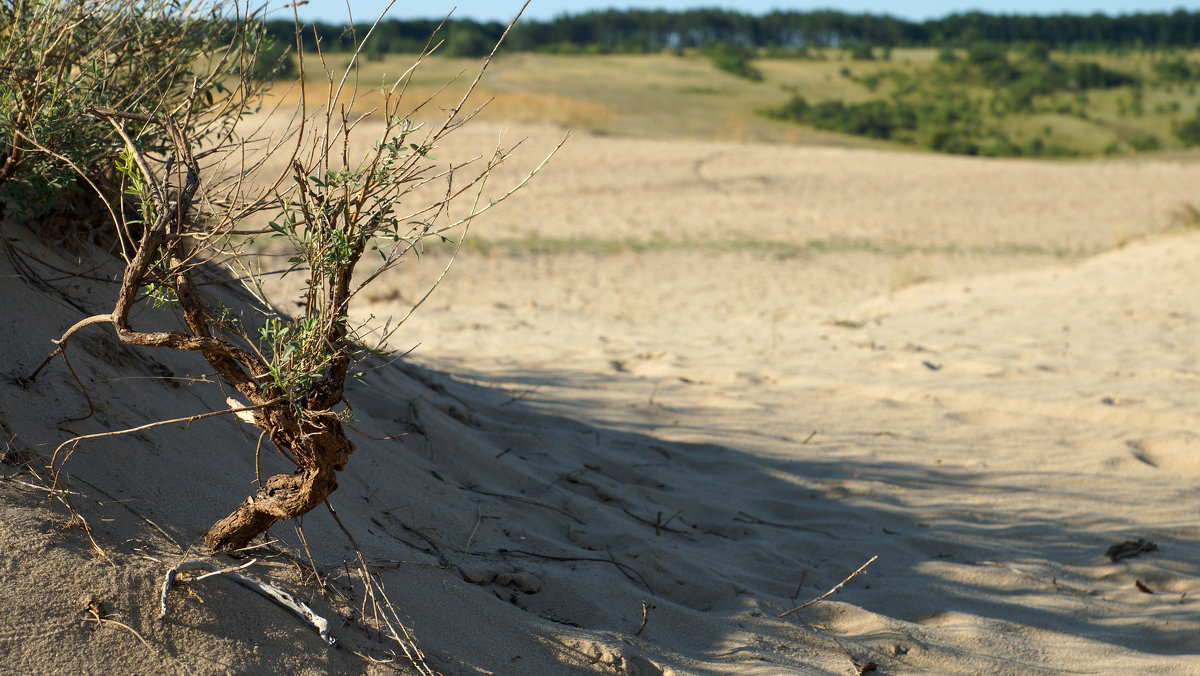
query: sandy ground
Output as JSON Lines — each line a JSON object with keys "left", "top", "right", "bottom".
{"left": 4, "top": 122, "right": 1200, "bottom": 674}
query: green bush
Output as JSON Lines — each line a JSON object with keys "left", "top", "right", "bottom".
{"left": 923, "top": 126, "right": 980, "bottom": 154}
{"left": 982, "top": 134, "right": 1022, "bottom": 157}
{"left": 767, "top": 94, "right": 811, "bottom": 121}
{"left": 1068, "top": 61, "right": 1138, "bottom": 89}
{"left": 255, "top": 36, "right": 298, "bottom": 79}
{"left": 849, "top": 44, "right": 875, "bottom": 61}
{"left": 1023, "top": 42, "right": 1051, "bottom": 63}
{"left": 1174, "top": 112, "right": 1200, "bottom": 146}
{"left": 1154, "top": 56, "right": 1195, "bottom": 83}
{"left": 443, "top": 24, "right": 493, "bottom": 57}
{"left": 706, "top": 43, "right": 763, "bottom": 81}
{"left": 1024, "top": 137, "right": 1077, "bottom": 157}
{"left": 937, "top": 47, "right": 960, "bottom": 64}
{"left": 765, "top": 96, "right": 918, "bottom": 140}
{"left": 763, "top": 46, "right": 816, "bottom": 59}
{"left": 1128, "top": 135, "right": 1162, "bottom": 152}
{"left": 0, "top": 0, "right": 266, "bottom": 214}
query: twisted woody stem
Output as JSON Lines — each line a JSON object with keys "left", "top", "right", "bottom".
{"left": 59, "top": 106, "right": 360, "bottom": 552}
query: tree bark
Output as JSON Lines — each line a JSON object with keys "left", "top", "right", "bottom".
{"left": 78, "top": 107, "right": 361, "bottom": 554}
{"left": 204, "top": 409, "right": 354, "bottom": 552}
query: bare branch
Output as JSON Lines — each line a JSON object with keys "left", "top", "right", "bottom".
{"left": 779, "top": 556, "right": 879, "bottom": 618}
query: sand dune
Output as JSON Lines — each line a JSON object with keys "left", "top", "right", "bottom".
{"left": 3, "top": 125, "right": 1200, "bottom": 674}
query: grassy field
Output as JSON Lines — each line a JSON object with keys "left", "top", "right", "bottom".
{"left": 271, "top": 47, "right": 1200, "bottom": 156}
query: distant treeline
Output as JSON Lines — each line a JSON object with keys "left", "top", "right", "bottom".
{"left": 265, "top": 9, "right": 1200, "bottom": 57}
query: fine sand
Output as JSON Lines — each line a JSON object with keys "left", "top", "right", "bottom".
{"left": 3, "top": 122, "right": 1200, "bottom": 674}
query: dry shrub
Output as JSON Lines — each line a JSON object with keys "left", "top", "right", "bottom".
{"left": 11, "top": 0, "right": 557, "bottom": 552}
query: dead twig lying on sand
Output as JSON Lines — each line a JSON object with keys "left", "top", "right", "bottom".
{"left": 0, "top": 476, "right": 82, "bottom": 496}
{"left": 161, "top": 558, "right": 335, "bottom": 645}
{"left": 635, "top": 601, "right": 656, "bottom": 637}
{"left": 622, "top": 508, "right": 688, "bottom": 536}
{"left": 499, "top": 547, "right": 652, "bottom": 592}
{"left": 463, "top": 484, "right": 585, "bottom": 525}
{"left": 13, "top": 463, "right": 114, "bottom": 566}
{"left": 326, "top": 501, "right": 438, "bottom": 676}
{"left": 49, "top": 398, "right": 285, "bottom": 485}
{"left": 67, "top": 474, "right": 186, "bottom": 554}
{"left": 779, "top": 555, "right": 878, "bottom": 618}
{"left": 85, "top": 596, "right": 156, "bottom": 654}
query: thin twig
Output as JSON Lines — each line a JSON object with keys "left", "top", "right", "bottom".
{"left": 59, "top": 347, "right": 97, "bottom": 422}
{"left": 253, "top": 429, "right": 267, "bottom": 488}
{"left": 622, "top": 508, "right": 687, "bottom": 536}
{"left": 194, "top": 558, "right": 258, "bottom": 581}
{"left": 67, "top": 475, "right": 185, "bottom": 554}
{"left": 635, "top": 601, "right": 656, "bottom": 637}
{"left": 326, "top": 501, "right": 436, "bottom": 676}
{"left": 735, "top": 510, "right": 840, "bottom": 539}
{"left": 27, "top": 313, "right": 111, "bottom": 380}
{"left": 810, "top": 621, "right": 871, "bottom": 675}
{"left": 50, "top": 398, "right": 284, "bottom": 484}
{"left": 779, "top": 556, "right": 878, "bottom": 618}
{"left": 500, "top": 548, "right": 652, "bottom": 592}
{"left": 463, "top": 485, "right": 584, "bottom": 524}
{"left": 463, "top": 505, "right": 484, "bottom": 555}
{"left": 28, "top": 469, "right": 113, "bottom": 566}
{"left": 0, "top": 476, "right": 82, "bottom": 496}
{"left": 402, "top": 524, "right": 451, "bottom": 568}
{"left": 293, "top": 521, "right": 325, "bottom": 589}
{"left": 84, "top": 598, "right": 157, "bottom": 656}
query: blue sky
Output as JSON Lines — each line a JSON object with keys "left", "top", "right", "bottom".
{"left": 286, "top": 1, "right": 1200, "bottom": 24}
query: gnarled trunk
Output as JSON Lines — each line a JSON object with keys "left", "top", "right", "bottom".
{"left": 204, "top": 410, "right": 354, "bottom": 552}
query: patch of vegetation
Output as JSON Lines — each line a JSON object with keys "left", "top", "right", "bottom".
{"left": 705, "top": 43, "right": 763, "bottom": 81}
{"left": 1174, "top": 109, "right": 1200, "bottom": 146}
{"left": 292, "top": 43, "right": 1200, "bottom": 154}
{"left": 763, "top": 45, "right": 1199, "bottom": 156}
{"left": 0, "top": 0, "right": 260, "bottom": 213}
{"left": 1153, "top": 55, "right": 1198, "bottom": 83}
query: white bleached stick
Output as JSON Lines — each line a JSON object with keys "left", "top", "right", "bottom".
{"left": 161, "top": 559, "right": 335, "bottom": 645}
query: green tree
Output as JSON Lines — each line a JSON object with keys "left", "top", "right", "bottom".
{"left": 444, "top": 23, "right": 492, "bottom": 57}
